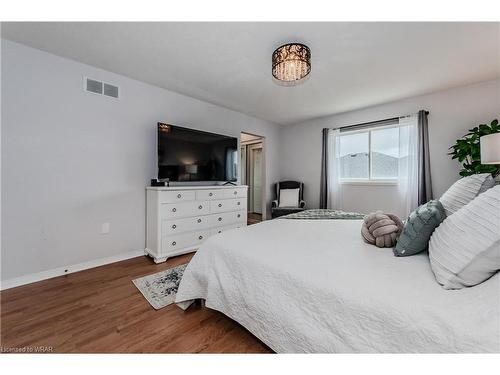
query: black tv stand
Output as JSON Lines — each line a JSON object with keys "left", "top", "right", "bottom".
{"left": 222, "top": 181, "right": 237, "bottom": 186}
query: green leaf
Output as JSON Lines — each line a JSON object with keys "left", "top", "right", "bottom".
{"left": 460, "top": 170, "right": 473, "bottom": 177}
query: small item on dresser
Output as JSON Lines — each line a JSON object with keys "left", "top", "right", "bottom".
{"left": 150, "top": 179, "right": 165, "bottom": 187}
{"left": 361, "top": 211, "right": 404, "bottom": 248}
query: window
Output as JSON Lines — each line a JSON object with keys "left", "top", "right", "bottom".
{"left": 339, "top": 132, "right": 369, "bottom": 179}
{"left": 339, "top": 125, "right": 400, "bottom": 182}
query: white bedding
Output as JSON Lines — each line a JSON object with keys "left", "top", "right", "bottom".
{"left": 175, "top": 219, "right": 500, "bottom": 353}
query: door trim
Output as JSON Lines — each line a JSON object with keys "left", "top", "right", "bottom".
{"left": 241, "top": 132, "right": 266, "bottom": 220}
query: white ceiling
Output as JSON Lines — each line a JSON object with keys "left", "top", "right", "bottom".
{"left": 2, "top": 22, "right": 499, "bottom": 125}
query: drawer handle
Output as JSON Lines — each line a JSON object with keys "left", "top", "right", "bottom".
{"left": 237, "top": 202, "right": 241, "bottom": 205}
{"left": 237, "top": 214, "right": 241, "bottom": 218}
{"left": 209, "top": 192, "right": 213, "bottom": 197}
{"left": 172, "top": 241, "right": 176, "bottom": 246}
{"left": 177, "top": 194, "right": 182, "bottom": 198}
{"left": 198, "top": 235, "right": 203, "bottom": 240}
{"left": 218, "top": 217, "right": 222, "bottom": 221}
{"left": 198, "top": 205, "right": 203, "bottom": 209}
{"left": 218, "top": 203, "right": 222, "bottom": 207}
{"left": 197, "top": 219, "right": 202, "bottom": 223}
{"left": 172, "top": 208, "right": 177, "bottom": 212}
{"left": 172, "top": 224, "right": 177, "bottom": 229}
{"left": 234, "top": 191, "right": 237, "bottom": 195}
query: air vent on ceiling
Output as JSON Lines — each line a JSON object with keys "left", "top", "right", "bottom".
{"left": 84, "top": 77, "right": 119, "bottom": 99}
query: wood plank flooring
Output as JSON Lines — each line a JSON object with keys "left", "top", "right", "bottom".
{"left": 0, "top": 253, "right": 272, "bottom": 353}
{"left": 247, "top": 213, "right": 262, "bottom": 225}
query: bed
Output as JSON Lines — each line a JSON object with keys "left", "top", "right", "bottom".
{"left": 175, "top": 218, "right": 500, "bottom": 353}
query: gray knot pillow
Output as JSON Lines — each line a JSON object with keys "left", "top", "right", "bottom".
{"left": 361, "top": 211, "right": 404, "bottom": 248}
{"left": 393, "top": 200, "right": 446, "bottom": 257}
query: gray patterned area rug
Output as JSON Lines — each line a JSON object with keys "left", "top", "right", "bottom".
{"left": 133, "top": 263, "right": 188, "bottom": 310}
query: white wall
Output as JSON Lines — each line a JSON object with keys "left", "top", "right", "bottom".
{"left": 1, "top": 40, "right": 282, "bottom": 283}
{"left": 279, "top": 79, "right": 500, "bottom": 214}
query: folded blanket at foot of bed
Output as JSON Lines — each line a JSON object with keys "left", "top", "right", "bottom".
{"left": 280, "top": 209, "right": 364, "bottom": 220}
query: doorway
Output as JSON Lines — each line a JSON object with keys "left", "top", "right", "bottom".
{"left": 240, "top": 132, "right": 265, "bottom": 224}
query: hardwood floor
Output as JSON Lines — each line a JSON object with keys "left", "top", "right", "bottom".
{"left": 247, "top": 213, "right": 262, "bottom": 225}
{"left": 0, "top": 254, "right": 272, "bottom": 353}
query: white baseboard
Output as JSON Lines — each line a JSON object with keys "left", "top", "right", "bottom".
{"left": 0, "top": 249, "right": 145, "bottom": 291}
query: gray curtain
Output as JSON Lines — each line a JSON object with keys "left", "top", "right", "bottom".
{"left": 319, "top": 128, "right": 329, "bottom": 209}
{"left": 417, "top": 110, "right": 433, "bottom": 204}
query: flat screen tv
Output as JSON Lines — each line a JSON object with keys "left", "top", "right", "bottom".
{"left": 157, "top": 123, "right": 238, "bottom": 182}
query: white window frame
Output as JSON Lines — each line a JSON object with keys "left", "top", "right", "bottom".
{"left": 339, "top": 123, "right": 400, "bottom": 185}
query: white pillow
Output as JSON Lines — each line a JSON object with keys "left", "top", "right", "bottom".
{"left": 279, "top": 188, "right": 300, "bottom": 208}
{"left": 429, "top": 185, "right": 500, "bottom": 289}
{"left": 439, "top": 173, "right": 495, "bottom": 216}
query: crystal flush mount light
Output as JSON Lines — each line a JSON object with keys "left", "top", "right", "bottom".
{"left": 272, "top": 43, "right": 311, "bottom": 86}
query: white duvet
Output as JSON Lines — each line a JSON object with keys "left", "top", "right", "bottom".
{"left": 175, "top": 219, "right": 500, "bottom": 353}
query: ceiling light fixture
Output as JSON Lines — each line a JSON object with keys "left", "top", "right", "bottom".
{"left": 272, "top": 43, "right": 311, "bottom": 86}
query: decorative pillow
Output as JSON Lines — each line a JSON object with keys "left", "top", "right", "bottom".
{"left": 439, "top": 173, "right": 494, "bottom": 216}
{"left": 279, "top": 188, "right": 300, "bottom": 207}
{"left": 429, "top": 185, "right": 500, "bottom": 290}
{"left": 393, "top": 200, "right": 446, "bottom": 257}
{"left": 362, "top": 211, "right": 404, "bottom": 248}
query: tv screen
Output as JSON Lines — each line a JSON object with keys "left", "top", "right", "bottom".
{"left": 158, "top": 123, "right": 238, "bottom": 182}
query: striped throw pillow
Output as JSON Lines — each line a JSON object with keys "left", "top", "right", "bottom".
{"left": 429, "top": 185, "right": 500, "bottom": 289}
{"left": 439, "top": 173, "right": 494, "bottom": 216}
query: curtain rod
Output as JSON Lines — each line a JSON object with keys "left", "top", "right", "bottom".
{"left": 329, "top": 110, "right": 429, "bottom": 132}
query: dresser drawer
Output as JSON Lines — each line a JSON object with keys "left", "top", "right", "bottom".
{"left": 159, "top": 190, "right": 196, "bottom": 203}
{"left": 210, "top": 198, "right": 247, "bottom": 213}
{"left": 162, "top": 215, "right": 211, "bottom": 235}
{"left": 209, "top": 210, "right": 246, "bottom": 226}
{"left": 160, "top": 200, "right": 209, "bottom": 219}
{"left": 162, "top": 230, "right": 209, "bottom": 254}
{"left": 211, "top": 223, "right": 243, "bottom": 235}
{"left": 196, "top": 189, "right": 224, "bottom": 201}
{"left": 223, "top": 187, "right": 247, "bottom": 199}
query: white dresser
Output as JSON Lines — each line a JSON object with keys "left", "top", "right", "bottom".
{"left": 145, "top": 185, "right": 248, "bottom": 263}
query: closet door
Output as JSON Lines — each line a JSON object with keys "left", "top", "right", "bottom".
{"left": 249, "top": 143, "right": 263, "bottom": 214}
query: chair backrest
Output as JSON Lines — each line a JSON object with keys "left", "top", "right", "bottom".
{"left": 275, "top": 181, "right": 304, "bottom": 202}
